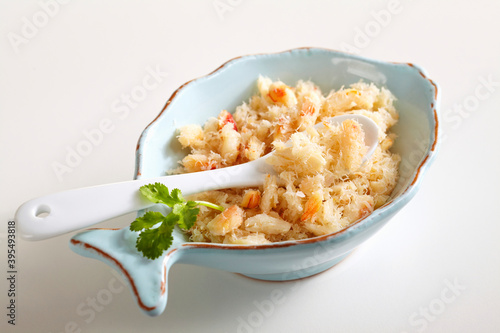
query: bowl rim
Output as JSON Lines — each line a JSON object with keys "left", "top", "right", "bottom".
{"left": 134, "top": 47, "right": 440, "bottom": 251}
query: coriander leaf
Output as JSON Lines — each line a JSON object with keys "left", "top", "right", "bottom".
{"left": 173, "top": 201, "right": 200, "bottom": 230}
{"left": 170, "top": 188, "right": 184, "bottom": 204}
{"left": 181, "top": 206, "right": 199, "bottom": 230}
{"left": 186, "top": 201, "right": 198, "bottom": 208}
{"left": 132, "top": 183, "right": 226, "bottom": 260}
{"left": 171, "top": 203, "right": 184, "bottom": 218}
{"left": 135, "top": 227, "right": 171, "bottom": 260}
{"left": 161, "top": 212, "right": 181, "bottom": 229}
{"left": 135, "top": 213, "right": 178, "bottom": 260}
{"left": 184, "top": 201, "right": 201, "bottom": 228}
{"left": 139, "top": 183, "right": 182, "bottom": 207}
{"left": 130, "top": 211, "right": 165, "bottom": 232}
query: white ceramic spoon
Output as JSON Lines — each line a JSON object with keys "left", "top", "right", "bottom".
{"left": 16, "top": 114, "right": 379, "bottom": 241}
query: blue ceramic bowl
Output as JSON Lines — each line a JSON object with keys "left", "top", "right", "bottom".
{"left": 71, "top": 48, "right": 439, "bottom": 316}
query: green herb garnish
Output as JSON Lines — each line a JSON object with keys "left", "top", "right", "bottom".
{"left": 130, "top": 183, "right": 224, "bottom": 260}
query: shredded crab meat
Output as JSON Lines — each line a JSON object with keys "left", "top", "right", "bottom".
{"left": 240, "top": 190, "right": 261, "bottom": 209}
{"left": 175, "top": 77, "right": 400, "bottom": 244}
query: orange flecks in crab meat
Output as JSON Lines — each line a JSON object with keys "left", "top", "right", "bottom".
{"left": 241, "top": 190, "right": 261, "bottom": 209}
{"left": 268, "top": 87, "right": 287, "bottom": 103}
{"left": 218, "top": 110, "right": 238, "bottom": 131}
{"left": 358, "top": 202, "right": 373, "bottom": 219}
{"left": 301, "top": 193, "right": 322, "bottom": 221}
{"left": 300, "top": 98, "right": 316, "bottom": 116}
{"left": 207, "top": 205, "right": 243, "bottom": 236}
{"left": 346, "top": 89, "right": 361, "bottom": 96}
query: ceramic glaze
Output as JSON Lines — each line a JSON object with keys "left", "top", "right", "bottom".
{"left": 70, "top": 48, "right": 440, "bottom": 316}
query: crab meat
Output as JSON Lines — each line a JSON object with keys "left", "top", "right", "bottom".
{"left": 301, "top": 192, "right": 323, "bottom": 221}
{"left": 260, "top": 174, "right": 279, "bottom": 213}
{"left": 380, "top": 133, "right": 396, "bottom": 150}
{"left": 243, "top": 136, "right": 265, "bottom": 161}
{"left": 181, "top": 154, "right": 218, "bottom": 172}
{"left": 343, "top": 195, "right": 374, "bottom": 221}
{"left": 339, "top": 119, "right": 367, "bottom": 172}
{"left": 273, "top": 115, "right": 293, "bottom": 141}
{"left": 359, "top": 202, "right": 373, "bottom": 217}
{"left": 177, "top": 124, "right": 204, "bottom": 149}
{"left": 244, "top": 214, "right": 291, "bottom": 234}
{"left": 267, "top": 132, "right": 326, "bottom": 175}
{"left": 218, "top": 110, "right": 238, "bottom": 131}
{"left": 241, "top": 190, "right": 261, "bottom": 209}
{"left": 207, "top": 205, "right": 244, "bottom": 236}
{"left": 300, "top": 96, "right": 316, "bottom": 116}
{"left": 267, "top": 82, "right": 297, "bottom": 107}
{"left": 304, "top": 222, "right": 339, "bottom": 236}
{"left": 223, "top": 233, "right": 270, "bottom": 245}
{"left": 219, "top": 123, "right": 241, "bottom": 164}
{"left": 323, "top": 85, "right": 378, "bottom": 115}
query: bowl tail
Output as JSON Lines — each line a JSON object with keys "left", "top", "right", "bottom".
{"left": 69, "top": 227, "right": 182, "bottom": 316}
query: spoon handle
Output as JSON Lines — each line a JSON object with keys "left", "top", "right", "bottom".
{"left": 16, "top": 158, "right": 270, "bottom": 241}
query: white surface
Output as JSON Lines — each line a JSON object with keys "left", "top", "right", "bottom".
{"left": 1, "top": 1, "right": 499, "bottom": 332}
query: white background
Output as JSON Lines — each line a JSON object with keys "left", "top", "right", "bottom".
{"left": 1, "top": 1, "right": 499, "bottom": 332}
